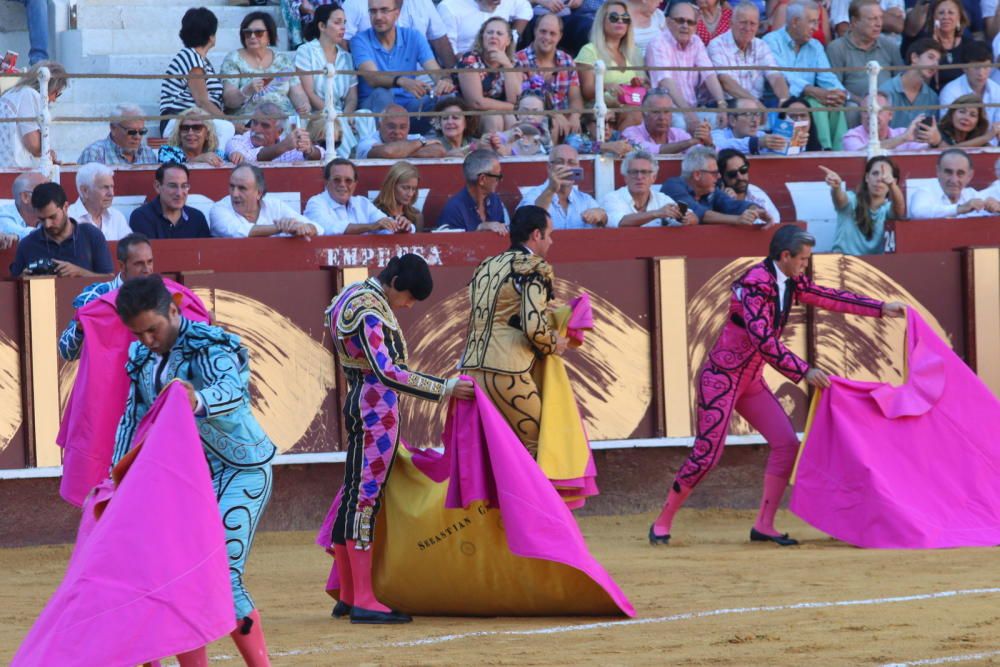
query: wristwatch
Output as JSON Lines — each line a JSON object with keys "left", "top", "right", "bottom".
{"left": 419, "top": 137, "right": 428, "bottom": 146}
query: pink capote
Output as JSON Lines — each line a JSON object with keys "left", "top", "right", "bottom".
{"left": 13, "top": 383, "right": 234, "bottom": 666}
{"left": 790, "top": 308, "right": 1000, "bottom": 549}
{"left": 57, "top": 279, "right": 210, "bottom": 507}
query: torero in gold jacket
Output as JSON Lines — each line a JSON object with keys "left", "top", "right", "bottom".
{"left": 458, "top": 205, "right": 564, "bottom": 456}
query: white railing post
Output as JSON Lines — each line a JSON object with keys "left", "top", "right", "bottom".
{"left": 324, "top": 63, "right": 337, "bottom": 164}
{"left": 594, "top": 59, "right": 607, "bottom": 149}
{"left": 592, "top": 59, "right": 615, "bottom": 201}
{"left": 866, "top": 60, "right": 883, "bottom": 159}
{"left": 37, "top": 66, "right": 57, "bottom": 181}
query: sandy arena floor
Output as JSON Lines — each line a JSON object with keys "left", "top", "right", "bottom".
{"left": 2, "top": 509, "right": 1000, "bottom": 666}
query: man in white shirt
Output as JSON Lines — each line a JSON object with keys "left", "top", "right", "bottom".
{"left": 225, "top": 103, "right": 324, "bottom": 164}
{"left": 438, "top": 0, "right": 532, "bottom": 55}
{"left": 0, "top": 171, "right": 46, "bottom": 241}
{"left": 355, "top": 104, "right": 448, "bottom": 159}
{"left": 209, "top": 164, "right": 320, "bottom": 238}
{"left": 342, "top": 0, "right": 457, "bottom": 67}
{"left": 67, "top": 162, "right": 132, "bottom": 241}
{"left": 598, "top": 150, "right": 697, "bottom": 227}
{"left": 939, "top": 41, "right": 1000, "bottom": 126}
{"left": 304, "top": 158, "right": 412, "bottom": 235}
{"left": 717, "top": 148, "right": 781, "bottom": 224}
{"left": 909, "top": 149, "right": 1000, "bottom": 219}
{"left": 975, "top": 156, "right": 1000, "bottom": 202}
{"left": 517, "top": 144, "right": 606, "bottom": 229}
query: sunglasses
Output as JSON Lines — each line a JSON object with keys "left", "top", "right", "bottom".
{"left": 242, "top": 28, "right": 267, "bottom": 38}
{"left": 180, "top": 124, "right": 205, "bottom": 133}
{"left": 724, "top": 165, "right": 750, "bottom": 179}
{"left": 118, "top": 125, "right": 148, "bottom": 137}
{"left": 481, "top": 172, "right": 504, "bottom": 180}
{"left": 670, "top": 17, "right": 698, "bottom": 26}
{"left": 608, "top": 11, "right": 631, "bottom": 23}
{"left": 627, "top": 169, "right": 655, "bottom": 177}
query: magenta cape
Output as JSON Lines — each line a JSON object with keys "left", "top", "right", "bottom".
{"left": 57, "top": 279, "right": 210, "bottom": 507}
{"left": 790, "top": 308, "right": 1000, "bottom": 549}
{"left": 13, "top": 383, "right": 234, "bottom": 666}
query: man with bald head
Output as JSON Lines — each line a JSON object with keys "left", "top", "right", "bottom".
{"left": 356, "top": 103, "right": 448, "bottom": 159}
{"left": 0, "top": 171, "right": 47, "bottom": 244}
{"left": 518, "top": 144, "right": 607, "bottom": 229}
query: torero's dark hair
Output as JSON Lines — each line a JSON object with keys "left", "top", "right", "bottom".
{"left": 768, "top": 225, "right": 816, "bottom": 260}
{"left": 378, "top": 253, "right": 434, "bottom": 301}
{"left": 116, "top": 274, "right": 172, "bottom": 322}
{"left": 510, "top": 205, "right": 549, "bottom": 246}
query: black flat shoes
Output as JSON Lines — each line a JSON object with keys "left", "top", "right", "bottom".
{"left": 750, "top": 527, "right": 799, "bottom": 546}
{"left": 350, "top": 606, "right": 413, "bottom": 624}
{"left": 648, "top": 524, "right": 671, "bottom": 545}
{"left": 331, "top": 600, "right": 352, "bottom": 618}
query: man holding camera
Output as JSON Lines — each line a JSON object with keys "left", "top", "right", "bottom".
{"left": 517, "top": 145, "right": 606, "bottom": 230}
{"left": 10, "top": 182, "right": 114, "bottom": 278}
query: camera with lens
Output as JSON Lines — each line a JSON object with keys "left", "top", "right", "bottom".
{"left": 24, "top": 258, "right": 59, "bottom": 276}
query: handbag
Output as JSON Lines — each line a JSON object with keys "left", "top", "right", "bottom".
{"left": 617, "top": 78, "right": 647, "bottom": 106}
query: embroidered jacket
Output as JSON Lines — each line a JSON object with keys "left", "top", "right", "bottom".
{"left": 113, "top": 318, "right": 277, "bottom": 468}
{"left": 459, "top": 247, "right": 558, "bottom": 375}
{"left": 710, "top": 259, "right": 885, "bottom": 383}
{"left": 327, "top": 277, "right": 448, "bottom": 402}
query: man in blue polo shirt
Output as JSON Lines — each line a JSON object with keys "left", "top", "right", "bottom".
{"left": 661, "top": 145, "right": 771, "bottom": 226}
{"left": 10, "top": 182, "right": 114, "bottom": 278}
{"left": 436, "top": 149, "right": 510, "bottom": 233}
{"left": 128, "top": 162, "right": 210, "bottom": 239}
{"left": 351, "top": 0, "right": 455, "bottom": 132}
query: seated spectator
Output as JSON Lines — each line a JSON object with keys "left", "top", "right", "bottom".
{"left": 825, "top": 0, "right": 902, "bottom": 107}
{"left": 974, "top": 156, "right": 1000, "bottom": 201}
{"left": 937, "top": 94, "right": 999, "bottom": 147}
{"left": 514, "top": 14, "right": 585, "bottom": 141}
{"left": 777, "top": 95, "right": 824, "bottom": 151}
{"left": 830, "top": 0, "right": 904, "bottom": 46}
{"left": 352, "top": 0, "right": 455, "bottom": 131}
{"left": 0, "top": 61, "right": 67, "bottom": 169}
{"left": 221, "top": 12, "right": 310, "bottom": 119}
{"left": 598, "top": 150, "right": 693, "bottom": 227}
{"left": 373, "top": 161, "right": 425, "bottom": 230}
{"left": 210, "top": 165, "right": 320, "bottom": 238}
{"left": 438, "top": 0, "right": 531, "bottom": 56}
{"left": 576, "top": 2, "right": 647, "bottom": 128}
{"left": 625, "top": 0, "right": 667, "bottom": 57}
{"left": 226, "top": 103, "right": 325, "bottom": 163}
{"left": 661, "top": 145, "right": 770, "bottom": 225}
{"left": 78, "top": 104, "right": 158, "bottom": 166}
{"left": 355, "top": 103, "right": 448, "bottom": 159}
{"left": 518, "top": 144, "right": 606, "bottom": 229}
{"left": 68, "top": 163, "right": 131, "bottom": 241}
{"left": 622, "top": 89, "right": 711, "bottom": 154}
{"left": 841, "top": 93, "right": 932, "bottom": 152}
{"left": 713, "top": 98, "right": 791, "bottom": 154}
{"left": 879, "top": 37, "right": 943, "bottom": 129}
{"left": 707, "top": 2, "right": 790, "bottom": 103}
{"left": 424, "top": 97, "right": 504, "bottom": 156}
{"left": 768, "top": 0, "right": 833, "bottom": 42}
{"left": 158, "top": 108, "right": 227, "bottom": 167}
{"left": 455, "top": 17, "right": 522, "bottom": 134}
{"left": 342, "top": 0, "right": 457, "bottom": 67}
{"left": 159, "top": 8, "right": 226, "bottom": 136}
{"left": 282, "top": 0, "right": 336, "bottom": 49}
{"left": 909, "top": 148, "right": 999, "bottom": 218}
{"left": 695, "top": 0, "right": 733, "bottom": 45}
{"left": 295, "top": 4, "right": 365, "bottom": 156}
{"left": 0, "top": 171, "right": 47, "bottom": 240}
{"left": 763, "top": 1, "right": 847, "bottom": 149}
{"left": 820, "top": 157, "right": 904, "bottom": 256}
{"left": 58, "top": 233, "right": 154, "bottom": 361}
{"left": 939, "top": 41, "right": 1000, "bottom": 125}
{"left": 10, "top": 182, "right": 114, "bottom": 278}
{"left": 496, "top": 91, "right": 554, "bottom": 156}
{"left": 905, "top": 0, "right": 976, "bottom": 91}
{"left": 716, "top": 148, "right": 781, "bottom": 222}
{"left": 436, "top": 148, "right": 510, "bottom": 232}
{"left": 304, "top": 158, "right": 411, "bottom": 234}
{"left": 645, "top": 1, "right": 727, "bottom": 132}
{"left": 129, "top": 163, "right": 211, "bottom": 239}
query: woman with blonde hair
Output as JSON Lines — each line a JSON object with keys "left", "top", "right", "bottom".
{"left": 374, "top": 161, "right": 423, "bottom": 232}
{"left": 455, "top": 17, "right": 523, "bottom": 133}
{"left": 577, "top": 1, "right": 647, "bottom": 129}
{"left": 0, "top": 60, "right": 67, "bottom": 167}
{"left": 158, "top": 107, "right": 230, "bottom": 166}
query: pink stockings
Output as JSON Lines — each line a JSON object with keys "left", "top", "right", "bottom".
{"left": 344, "top": 539, "right": 390, "bottom": 612}
{"left": 230, "top": 609, "right": 271, "bottom": 666}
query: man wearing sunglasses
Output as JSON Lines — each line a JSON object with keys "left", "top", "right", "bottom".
{"left": 660, "top": 144, "right": 771, "bottom": 226}
{"left": 78, "top": 104, "right": 158, "bottom": 166}
{"left": 435, "top": 148, "right": 510, "bottom": 233}
{"left": 716, "top": 148, "right": 781, "bottom": 224}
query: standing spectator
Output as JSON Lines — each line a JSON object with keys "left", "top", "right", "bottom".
{"left": 210, "top": 164, "right": 320, "bottom": 238}
{"left": 77, "top": 104, "right": 158, "bottom": 166}
{"left": 645, "top": 2, "right": 727, "bottom": 132}
{"left": 904, "top": 0, "right": 976, "bottom": 91}
{"left": 352, "top": 0, "right": 455, "bottom": 132}
{"left": 68, "top": 163, "right": 132, "bottom": 241}
{"left": 695, "top": 0, "right": 733, "bottom": 45}
{"left": 708, "top": 2, "right": 790, "bottom": 103}
{"left": 661, "top": 145, "right": 768, "bottom": 225}
{"left": 830, "top": 0, "right": 904, "bottom": 46}
{"left": 518, "top": 144, "right": 607, "bottom": 229}
{"left": 717, "top": 148, "right": 781, "bottom": 223}
{"left": 820, "top": 157, "right": 905, "bottom": 256}
{"left": 438, "top": 0, "right": 531, "bottom": 56}
{"left": 622, "top": 89, "right": 712, "bottom": 153}
{"left": 598, "top": 150, "right": 694, "bottom": 227}
{"left": 625, "top": 0, "right": 667, "bottom": 57}
{"left": 0, "top": 172, "right": 46, "bottom": 240}
{"left": 129, "top": 163, "right": 211, "bottom": 240}
{"left": 825, "top": 0, "right": 903, "bottom": 106}
{"left": 226, "top": 103, "right": 325, "bottom": 163}
{"left": 221, "top": 12, "right": 310, "bottom": 119}
{"left": 304, "top": 158, "right": 411, "bottom": 234}
{"left": 514, "top": 14, "right": 585, "bottom": 141}
{"left": 159, "top": 8, "right": 228, "bottom": 138}
{"left": 909, "top": 148, "right": 997, "bottom": 218}
{"left": 354, "top": 103, "right": 448, "bottom": 158}
{"left": 435, "top": 149, "right": 510, "bottom": 232}
{"left": 455, "top": 17, "right": 523, "bottom": 133}
{"left": 840, "top": 93, "right": 932, "bottom": 151}
{"left": 10, "top": 183, "right": 114, "bottom": 278}
{"left": 15, "top": 0, "right": 49, "bottom": 64}
{"left": 373, "top": 161, "right": 425, "bottom": 230}
{"left": 879, "top": 37, "right": 943, "bottom": 129}
{"left": 939, "top": 41, "right": 1000, "bottom": 125}
{"left": 577, "top": 1, "right": 648, "bottom": 128}
{"left": 937, "top": 93, "right": 999, "bottom": 147}
{"left": 712, "top": 98, "right": 791, "bottom": 154}
{"left": 0, "top": 61, "right": 67, "bottom": 169}
{"left": 158, "top": 108, "right": 226, "bottom": 167}
{"left": 763, "top": 0, "right": 847, "bottom": 149}
{"left": 343, "top": 0, "right": 457, "bottom": 67}
{"left": 295, "top": 4, "right": 365, "bottom": 157}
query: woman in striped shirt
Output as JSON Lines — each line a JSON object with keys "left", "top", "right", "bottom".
{"left": 160, "top": 8, "right": 225, "bottom": 135}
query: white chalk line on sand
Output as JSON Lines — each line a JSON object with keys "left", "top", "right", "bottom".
{"left": 882, "top": 649, "right": 1000, "bottom": 666}
{"left": 196, "top": 586, "right": 1000, "bottom": 662}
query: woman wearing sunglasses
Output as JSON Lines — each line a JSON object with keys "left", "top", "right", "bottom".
{"left": 158, "top": 107, "right": 230, "bottom": 167}
{"left": 578, "top": 2, "right": 648, "bottom": 130}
